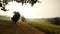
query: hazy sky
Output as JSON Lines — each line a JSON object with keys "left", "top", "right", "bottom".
{"left": 0, "top": 0, "right": 60, "bottom": 19}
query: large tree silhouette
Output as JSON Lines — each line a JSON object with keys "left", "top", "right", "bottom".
{"left": 0, "top": 0, "right": 42, "bottom": 23}
{"left": 11, "top": 12, "right": 20, "bottom": 23}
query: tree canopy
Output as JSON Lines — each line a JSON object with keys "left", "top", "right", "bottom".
{"left": 11, "top": 11, "right": 20, "bottom": 23}
{"left": 0, "top": 0, "right": 42, "bottom": 11}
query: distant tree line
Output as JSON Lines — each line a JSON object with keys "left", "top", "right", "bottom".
{"left": 47, "top": 17, "right": 60, "bottom": 25}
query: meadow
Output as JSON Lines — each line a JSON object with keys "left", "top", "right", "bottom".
{"left": 0, "top": 19, "right": 60, "bottom": 34}
{"left": 29, "top": 19, "right": 60, "bottom": 34}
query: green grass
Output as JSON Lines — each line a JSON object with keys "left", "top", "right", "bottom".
{"left": 0, "top": 19, "right": 12, "bottom": 24}
{"left": 29, "top": 19, "right": 60, "bottom": 34}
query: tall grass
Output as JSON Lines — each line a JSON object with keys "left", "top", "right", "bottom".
{"left": 0, "top": 19, "right": 12, "bottom": 24}
{"left": 29, "top": 19, "right": 60, "bottom": 34}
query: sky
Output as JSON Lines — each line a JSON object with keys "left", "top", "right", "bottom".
{"left": 0, "top": 0, "right": 60, "bottom": 19}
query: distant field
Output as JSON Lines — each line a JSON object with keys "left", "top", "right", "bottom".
{"left": 29, "top": 19, "right": 60, "bottom": 34}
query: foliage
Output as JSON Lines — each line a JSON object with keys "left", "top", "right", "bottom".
{"left": 47, "top": 17, "right": 60, "bottom": 25}
{"left": 0, "top": 0, "right": 42, "bottom": 12}
{"left": 11, "top": 12, "right": 20, "bottom": 23}
{"left": 21, "top": 16, "right": 26, "bottom": 22}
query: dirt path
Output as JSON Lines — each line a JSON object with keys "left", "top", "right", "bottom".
{"left": 0, "top": 22, "right": 45, "bottom": 34}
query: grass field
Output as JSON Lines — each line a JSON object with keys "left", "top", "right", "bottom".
{"left": 29, "top": 19, "right": 60, "bottom": 34}
{"left": 0, "top": 19, "right": 60, "bottom": 34}
{"left": 0, "top": 19, "right": 12, "bottom": 24}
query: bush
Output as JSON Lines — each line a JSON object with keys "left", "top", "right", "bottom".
{"left": 21, "top": 16, "right": 26, "bottom": 22}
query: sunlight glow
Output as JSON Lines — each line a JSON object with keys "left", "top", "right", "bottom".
{"left": 0, "top": 0, "right": 59, "bottom": 19}
{"left": 5, "top": 1, "right": 31, "bottom": 18}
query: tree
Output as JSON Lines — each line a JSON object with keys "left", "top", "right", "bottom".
{"left": 0, "top": 1, "right": 2, "bottom": 7}
{"left": 0, "top": 0, "right": 42, "bottom": 11}
{"left": 47, "top": 17, "right": 60, "bottom": 25}
{"left": 0, "top": 0, "right": 42, "bottom": 23}
{"left": 53, "top": 17, "right": 60, "bottom": 25}
{"left": 11, "top": 11, "right": 20, "bottom": 23}
{"left": 29, "top": 0, "right": 40, "bottom": 6}
{"left": 1, "top": 7, "right": 7, "bottom": 11}
{"left": 21, "top": 16, "right": 26, "bottom": 22}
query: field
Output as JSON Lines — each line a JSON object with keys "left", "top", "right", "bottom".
{"left": 0, "top": 19, "right": 60, "bottom": 34}
{"left": 0, "top": 19, "right": 45, "bottom": 34}
{"left": 29, "top": 19, "right": 60, "bottom": 34}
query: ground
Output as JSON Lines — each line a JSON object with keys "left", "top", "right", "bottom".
{"left": 0, "top": 19, "right": 60, "bottom": 34}
{"left": 0, "top": 21, "right": 45, "bottom": 34}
